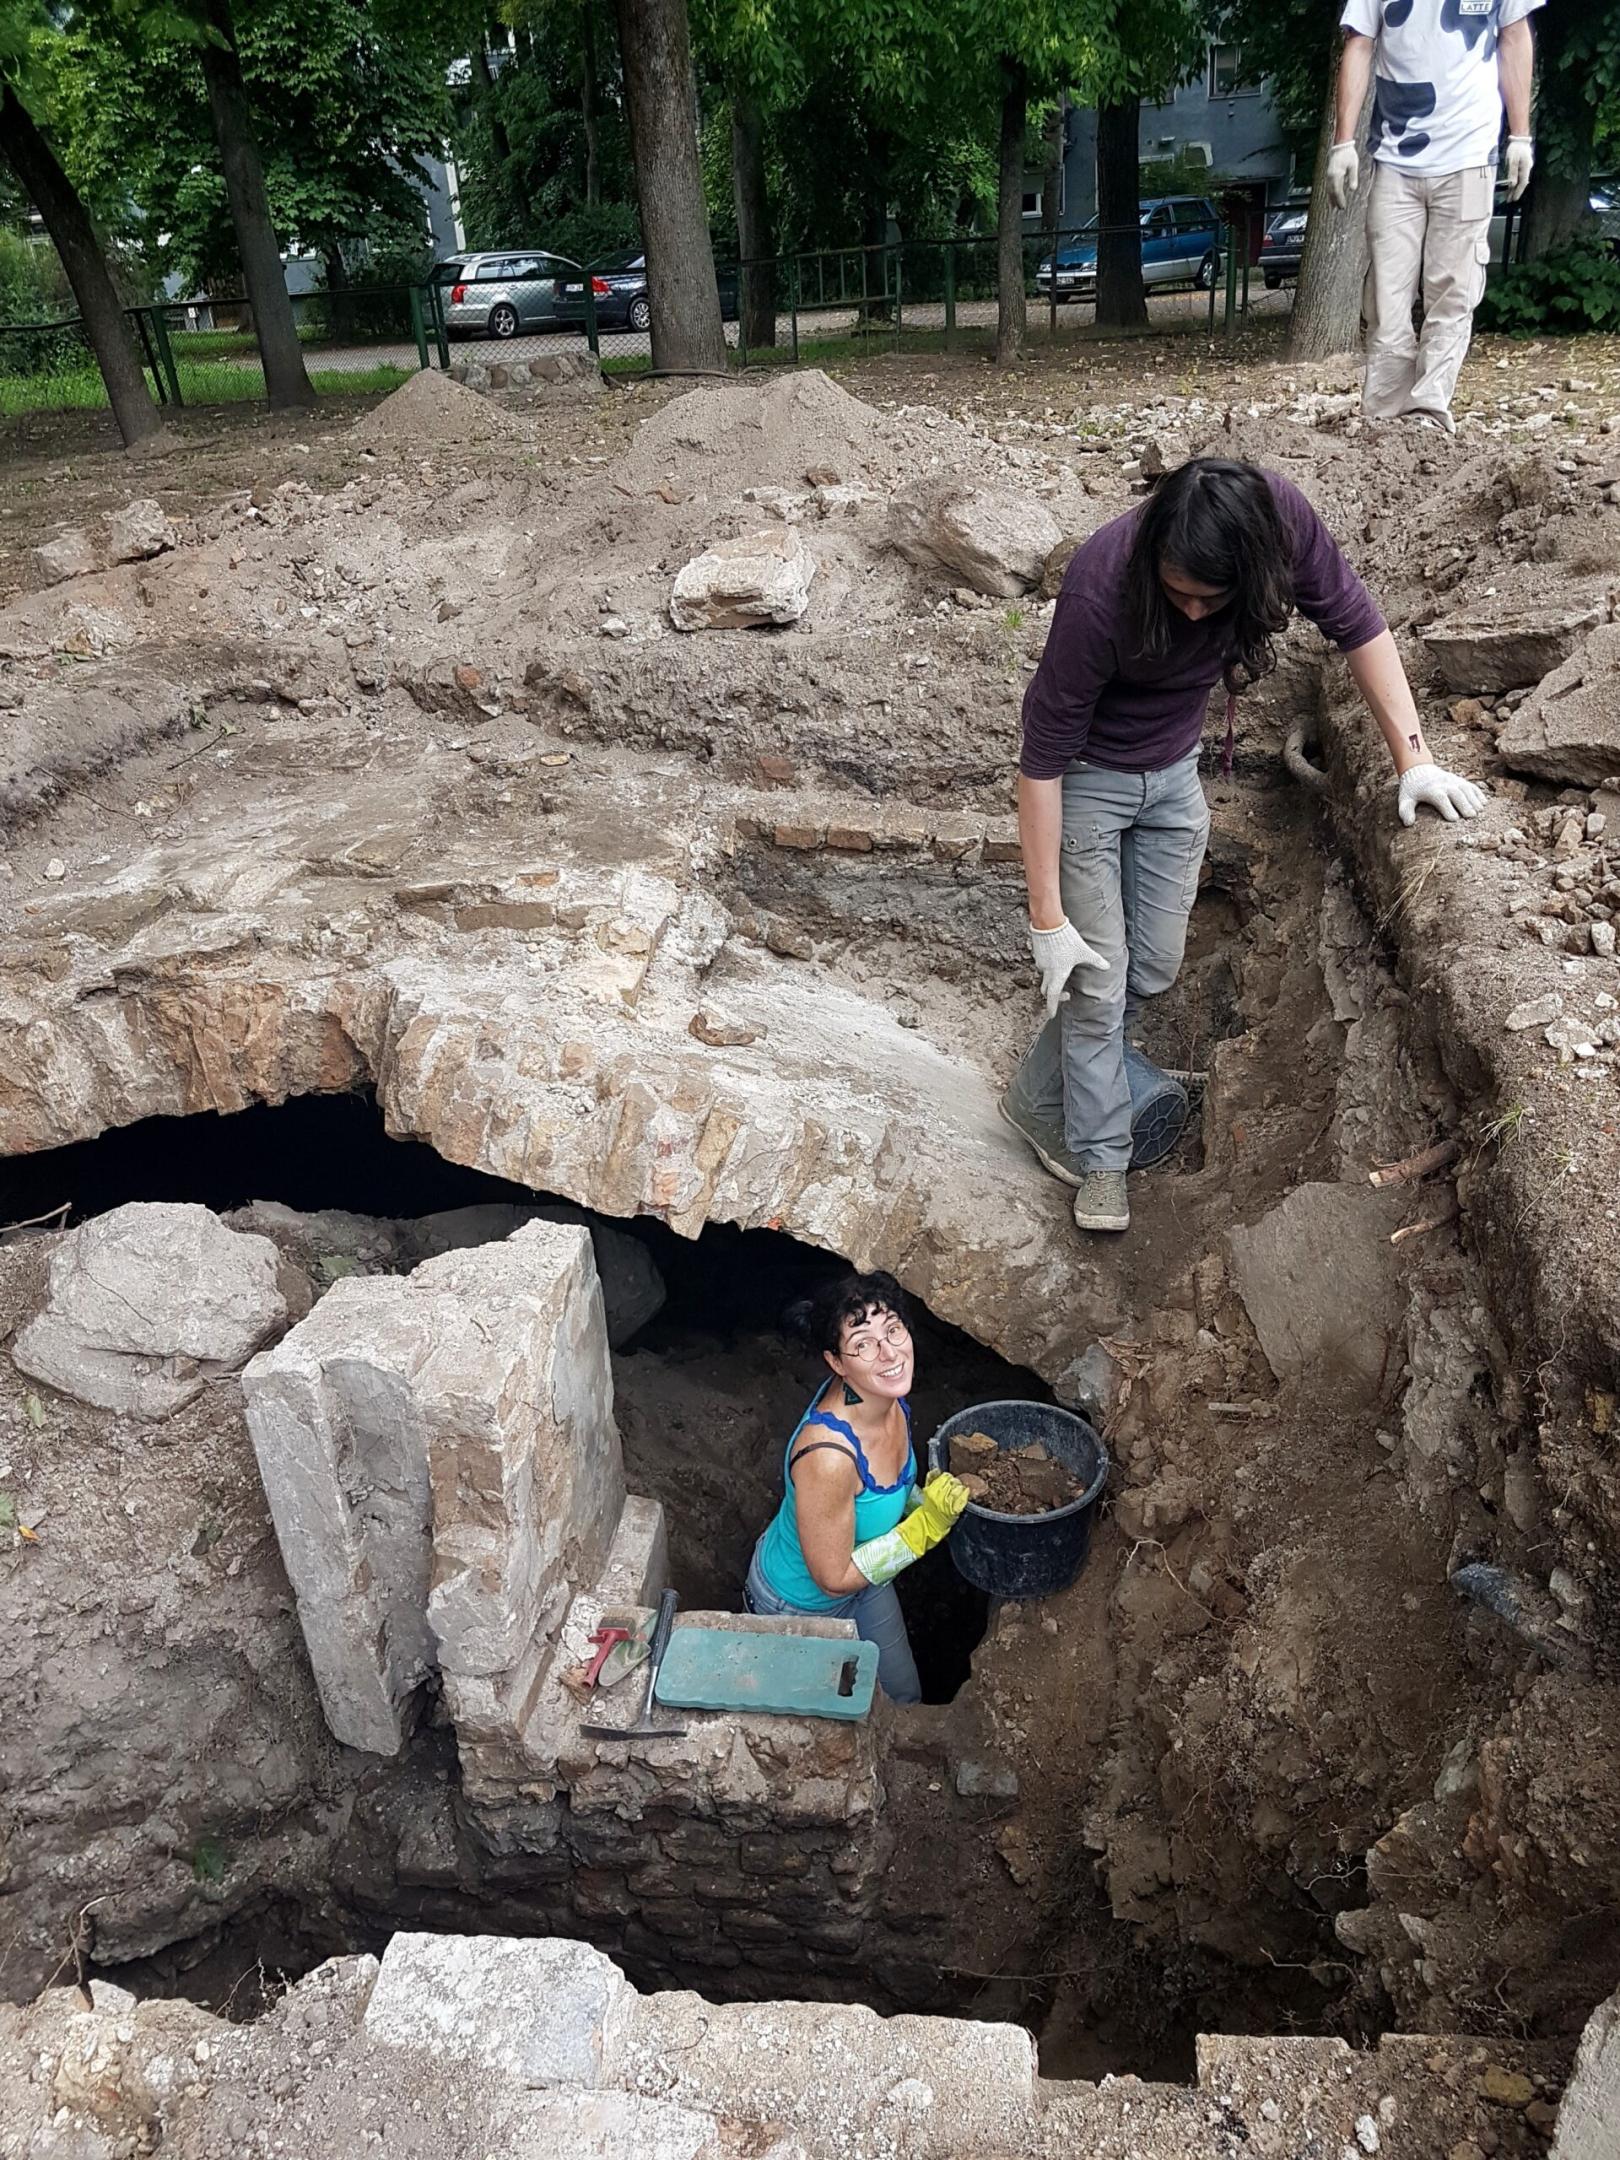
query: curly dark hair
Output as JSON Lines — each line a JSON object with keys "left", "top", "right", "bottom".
{"left": 783, "top": 1270, "right": 911, "bottom": 1358}
{"left": 1124, "top": 456, "right": 1294, "bottom": 693}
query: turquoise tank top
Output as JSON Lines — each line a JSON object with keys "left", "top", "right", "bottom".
{"left": 756, "top": 1389, "right": 916, "bottom": 1612}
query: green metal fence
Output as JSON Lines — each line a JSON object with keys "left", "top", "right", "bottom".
{"left": 1, "top": 233, "right": 1274, "bottom": 421}
{"left": 0, "top": 285, "right": 422, "bottom": 419}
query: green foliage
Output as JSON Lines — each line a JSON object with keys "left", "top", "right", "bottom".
{"left": 1475, "top": 236, "right": 1620, "bottom": 335}
{"left": 451, "top": 14, "right": 636, "bottom": 255}
{"left": 34, "top": 0, "right": 449, "bottom": 290}
{"left": 0, "top": 225, "right": 70, "bottom": 320}
{"left": 190, "top": 1835, "right": 228, "bottom": 1885}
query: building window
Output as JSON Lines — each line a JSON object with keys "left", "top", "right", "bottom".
{"left": 1022, "top": 187, "right": 1043, "bottom": 218}
{"left": 1208, "top": 43, "right": 1261, "bottom": 97}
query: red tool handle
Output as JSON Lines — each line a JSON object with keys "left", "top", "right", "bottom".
{"left": 583, "top": 1626, "right": 630, "bottom": 1687}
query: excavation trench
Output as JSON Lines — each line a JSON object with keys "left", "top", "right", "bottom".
{"left": 0, "top": 747, "right": 1511, "bottom": 2085}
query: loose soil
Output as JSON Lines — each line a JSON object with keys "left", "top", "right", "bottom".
{"left": 949, "top": 1431, "right": 1084, "bottom": 1514}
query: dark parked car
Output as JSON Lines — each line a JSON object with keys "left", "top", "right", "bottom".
{"left": 555, "top": 252, "right": 741, "bottom": 333}
{"left": 1036, "top": 197, "right": 1222, "bottom": 303}
{"left": 1260, "top": 199, "right": 1309, "bottom": 288}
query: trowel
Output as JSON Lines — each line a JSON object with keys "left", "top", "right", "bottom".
{"left": 581, "top": 1588, "right": 687, "bottom": 1743}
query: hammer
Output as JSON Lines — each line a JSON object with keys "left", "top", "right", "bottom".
{"left": 581, "top": 1587, "right": 687, "bottom": 1742}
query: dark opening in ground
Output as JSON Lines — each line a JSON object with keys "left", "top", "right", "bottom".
{"left": 3, "top": 1088, "right": 1055, "bottom": 1700}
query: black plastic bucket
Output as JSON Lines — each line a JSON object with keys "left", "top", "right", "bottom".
{"left": 1126, "top": 1044, "right": 1190, "bottom": 1168}
{"left": 928, "top": 1400, "right": 1110, "bottom": 1602}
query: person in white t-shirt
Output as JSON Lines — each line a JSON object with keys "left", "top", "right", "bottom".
{"left": 1331, "top": 0, "right": 1541, "bottom": 431}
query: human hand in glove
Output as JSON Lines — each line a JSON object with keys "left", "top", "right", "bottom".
{"left": 1397, "top": 763, "right": 1488, "bottom": 826}
{"left": 1030, "top": 918, "right": 1109, "bottom": 1019}
{"left": 1326, "top": 142, "right": 1360, "bottom": 210}
{"left": 853, "top": 1473, "right": 971, "bottom": 1585}
{"left": 1503, "top": 138, "right": 1533, "bottom": 202}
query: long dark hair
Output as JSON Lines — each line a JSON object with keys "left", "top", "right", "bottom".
{"left": 783, "top": 1270, "right": 910, "bottom": 1358}
{"left": 1125, "top": 457, "right": 1293, "bottom": 692}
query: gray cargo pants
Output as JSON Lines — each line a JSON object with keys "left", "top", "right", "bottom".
{"left": 1008, "top": 749, "right": 1210, "bottom": 1172}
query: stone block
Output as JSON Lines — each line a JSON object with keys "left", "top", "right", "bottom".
{"left": 621, "top": 1991, "right": 1038, "bottom": 2157}
{"left": 29, "top": 527, "right": 102, "bottom": 586}
{"left": 244, "top": 1221, "right": 624, "bottom": 1772}
{"left": 409, "top": 1202, "right": 666, "bottom": 1348}
{"left": 825, "top": 824, "right": 875, "bottom": 852}
{"left": 418, "top": 1226, "right": 625, "bottom": 1787}
{"left": 363, "top": 1932, "right": 635, "bottom": 2088}
{"left": 241, "top": 1276, "right": 437, "bottom": 1755}
{"left": 1552, "top": 1984, "right": 1620, "bottom": 2160}
{"left": 888, "top": 476, "right": 1063, "bottom": 598}
{"left": 1226, "top": 1182, "right": 1407, "bottom": 1398}
{"left": 594, "top": 1494, "right": 670, "bottom": 1609}
{"left": 670, "top": 529, "right": 816, "bottom": 631}
{"left": 102, "top": 499, "right": 176, "bottom": 565}
{"left": 1421, "top": 597, "right": 1605, "bottom": 695}
{"left": 16, "top": 1202, "right": 289, "bottom": 1419}
{"left": 1497, "top": 623, "right": 1620, "bottom": 787}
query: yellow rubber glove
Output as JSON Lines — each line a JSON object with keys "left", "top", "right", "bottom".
{"left": 899, "top": 1472, "right": 972, "bottom": 1553}
{"left": 852, "top": 1474, "right": 971, "bottom": 1586}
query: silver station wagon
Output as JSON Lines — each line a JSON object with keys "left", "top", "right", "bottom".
{"left": 433, "top": 251, "right": 582, "bottom": 340}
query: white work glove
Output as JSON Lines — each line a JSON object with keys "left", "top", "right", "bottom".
{"left": 1326, "top": 142, "right": 1360, "bottom": 210}
{"left": 1503, "top": 137, "right": 1534, "bottom": 201}
{"left": 1397, "top": 763, "right": 1488, "bottom": 826}
{"left": 1030, "top": 918, "right": 1109, "bottom": 1019}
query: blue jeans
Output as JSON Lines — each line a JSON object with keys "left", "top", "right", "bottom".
{"left": 1010, "top": 749, "right": 1210, "bottom": 1171}
{"left": 744, "top": 1544, "right": 922, "bottom": 1705}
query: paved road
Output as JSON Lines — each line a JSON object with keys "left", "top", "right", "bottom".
{"left": 297, "top": 284, "right": 1291, "bottom": 376}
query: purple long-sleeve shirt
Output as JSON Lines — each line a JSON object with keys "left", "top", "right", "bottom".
{"left": 1019, "top": 471, "right": 1385, "bottom": 778}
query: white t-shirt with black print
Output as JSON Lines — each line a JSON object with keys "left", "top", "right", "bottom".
{"left": 1339, "top": 0, "right": 1544, "bottom": 177}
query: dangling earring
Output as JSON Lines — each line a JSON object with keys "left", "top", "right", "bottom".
{"left": 842, "top": 1381, "right": 863, "bottom": 1407}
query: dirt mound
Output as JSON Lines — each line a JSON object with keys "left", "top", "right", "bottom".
{"left": 618, "top": 368, "right": 980, "bottom": 498}
{"left": 350, "top": 366, "right": 536, "bottom": 450}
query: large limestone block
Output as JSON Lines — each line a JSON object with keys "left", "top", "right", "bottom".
{"left": 243, "top": 1219, "right": 625, "bottom": 1772}
{"left": 670, "top": 528, "right": 816, "bottom": 630}
{"left": 622, "top": 1991, "right": 1038, "bottom": 2158}
{"left": 1552, "top": 1984, "right": 1620, "bottom": 2160}
{"left": 889, "top": 477, "right": 1062, "bottom": 597}
{"left": 1497, "top": 621, "right": 1620, "bottom": 787}
{"left": 410, "top": 1202, "right": 666, "bottom": 1346}
{"left": 1226, "top": 1182, "right": 1407, "bottom": 1398}
{"left": 1420, "top": 596, "right": 1605, "bottom": 695}
{"left": 364, "top": 1933, "right": 636, "bottom": 2088}
{"left": 241, "top": 1278, "right": 437, "bottom": 1755}
{"left": 14, "top": 1202, "right": 289, "bottom": 1418}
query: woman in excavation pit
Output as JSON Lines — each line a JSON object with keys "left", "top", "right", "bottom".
{"left": 743, "top": 1270, "right": 971, "bottom": 1705}
{"left": 1004, "top": 454, "right": 1487, "bottom": 1236}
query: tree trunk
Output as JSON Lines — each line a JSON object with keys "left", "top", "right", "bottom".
{"left": 1521, "top": 9, "right": 1593, "bottom": 260}
{"left": 580, "top": 1, "right": 601, "bottom": 208}
{"left": 994, "top": 59, "right": 1028, "bottom": 365}
{"left": 730, "top": 93, "right": 775, "bottom": 349}
{"left": 472, "top": 41, "right": 514, "bottom": 170}
{"left": 1095, "top": 97, "right": 1147, "bottom": 332}
{"left": 1286, "top": 49, "right": 1373, "bottom": 360}
{"left": 612, "top": 0, "right": 726, "bottom": 371}
{"left": 0, "top": 86, "right": 162, "bottom": 447}
{"left": 197, "top": 0, "right": 315, "bottom": 408}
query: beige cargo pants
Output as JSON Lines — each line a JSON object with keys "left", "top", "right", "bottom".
{"left": 1363, "top": 163, "right": 1495, "bottom": 430}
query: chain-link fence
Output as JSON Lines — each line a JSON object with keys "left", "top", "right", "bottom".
{"left": 16, "top": 192, "right": 1612, "bottom": 424}
{"left": 0, "top": 286, "right": 422, "bottom": 420}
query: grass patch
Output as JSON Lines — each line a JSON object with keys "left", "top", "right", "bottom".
{"left": 0, "top": 358, "right": 411, "bottom": 416}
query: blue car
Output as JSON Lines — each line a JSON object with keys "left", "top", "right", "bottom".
{"left": 1037, "top": 196, "right": 1223, "bottom": 303}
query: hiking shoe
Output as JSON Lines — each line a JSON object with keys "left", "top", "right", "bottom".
{"left": 998, "top": 1092, "right": 1083, "bottom": 1188}
{"left": 1072, "top": 1169, "right": 1130, "bottom": 1233}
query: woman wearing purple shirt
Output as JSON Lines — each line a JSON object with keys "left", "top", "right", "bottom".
{"left": 1005, "top": 456, "right": 1483, "bottom": 1234}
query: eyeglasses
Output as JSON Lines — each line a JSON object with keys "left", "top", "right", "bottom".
{"left": 842, "top": 1319, "right": 911, "bottom": 1365}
